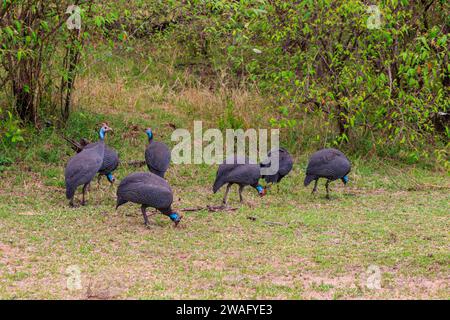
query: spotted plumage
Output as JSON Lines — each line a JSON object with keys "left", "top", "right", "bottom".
{"left": 116, "top": 172, "right": 181, "bottom": 227}
{"left": 144, "top": 128, "right": 171, "bottom": 178}
{"left": 83, "top": 142, "right": 119, "bottom": 185}
{"left": 64, "top": 123, "right": 112, "bottom": 206}
{"left": 213, "top": 155, "right": 266, "bottom": 205}
{"left": 304, "top": 148, "right": 351, "bottom": 199}
{"left": 261, "top": 147, "right": 294, "bottom": 184}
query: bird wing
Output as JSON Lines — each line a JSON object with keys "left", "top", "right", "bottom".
{"left": 261, "top": 149, "right": 293, "bottom": 181}
{"left": 306, "top": 149, "right": 350, "bottom": 179}
{"left": 120, "top": 172, "right": 170, "bottom": 190}
{"left": 65, "top": 148, "right": 104, "bottom": 185}
{"left": 117, "top": 173, "right": 173, "bottom": 209}
{"left": 223, "top": 164, "right": 261, "bottom": 186}
{"left": 100, "top": 147, "right": 119, "bottom": 174}
{"left": 275, "top": 150, "right": 294, "bottom": 176}
{"left": 145, "top": 142, "right": 171, "bottom": 173}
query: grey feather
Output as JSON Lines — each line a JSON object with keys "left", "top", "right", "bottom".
{"left": 261, "top": 147, "right": 293, "bottom": 184}
{"left": 65, "top": 141, "right": 105, "bottom": 200}
{"left": 145, "top": 141, "right": 171, "bottom": 178}
{"left": 213, "top": 155, "right": 261, "bottom": 193}
{"left": 304, "top": 148, "right": 351, "bottom": 186}
{"left": 99, "top": 147, "right": 119, "bottom": 176}
{"left": 116, "top": 172, "right": 173, "bottom": 212}
{"left": 78, "top": 142, "right": 119, "bottom": 179}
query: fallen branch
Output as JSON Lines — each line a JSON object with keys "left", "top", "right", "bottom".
{"left": 247, "top": 216, "right": 287, "bottom": 226}
{"left": 182, "top": 205, "right": 238, "bottom": 213}
{"left": 407, "top": 184, "right": 450, "bottom": 191}
{"left": 263, "top": 221, "right": 286, "bottom": 226}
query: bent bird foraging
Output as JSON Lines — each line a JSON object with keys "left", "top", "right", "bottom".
{"left": 116, "top": 172, "right": 182, "bottom": 227}
{"left": 213, "top": 155, "right": 267, "bottom": 205}
{"left": 304, "top": 148, "right": 351, "bottom": 199}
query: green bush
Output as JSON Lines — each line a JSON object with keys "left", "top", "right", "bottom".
{"left": 127, "top": 0, "right": 449, "bottom": 166}
{"left": 0, "top": 108, "right": 24, "bottom": 147}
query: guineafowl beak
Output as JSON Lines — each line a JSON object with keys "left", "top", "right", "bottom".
{"left": 260, "top": 188, "right": 267, "bottom": 197}
{"left": 101, "top": 123, "right": 113, "bottom": 133}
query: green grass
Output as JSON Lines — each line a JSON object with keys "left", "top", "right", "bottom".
{"left": 0, "top": 52, "right": 449, "bottom": 300}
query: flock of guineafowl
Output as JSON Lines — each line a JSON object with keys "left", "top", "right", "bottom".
{"left": 64, "top": 123, "right": 352, "bottom": 228}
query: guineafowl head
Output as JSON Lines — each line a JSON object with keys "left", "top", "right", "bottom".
{"left": 106, "top": 173, "right": 116, "bottom": 184}
{"left": 341, "top": 175, "right": 349, "bottom": 185}
{"left": 99, "top": 123, "right": 112, "bottom": 140}
{"left": 145, "top": 128, "right": 153, "bottom": 141}
{"left": 169, "top": 212, "right": 182, "bottom": 227}
{"left": 256, "top": 185, "right": 267, "bottom": 197}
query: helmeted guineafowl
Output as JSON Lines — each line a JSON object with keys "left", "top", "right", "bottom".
{"left": 64, "top": 123, "right": 112, "bottom": 206}
{"left": 213, "top": 155, "right": 266, "bottom": 205}
{"left": 66, "top": 135, "right": 119, "bottom": 186}
{"left": 116, "top": 172, "right": 182, "bottom": 227}
{"left": 304, "top": 148, "right": 351, "bottom": 199}
{"left": 261, "top": 147, "right": 293, "bottom": 185}
{"left": 144, "top": 128, "right": 171, "bottom": 179}
{"left": 85, "top": 144, "right": 119, "bottom": 185}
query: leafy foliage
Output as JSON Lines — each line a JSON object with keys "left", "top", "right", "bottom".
{"left": 124, "top": 0, "right": 449, "bottom": 165}
{"left": 0, "top": 0, "right": 448, "bottom": 167}
{"left": 0, "top": 108, "right": 24, "bottom": 147}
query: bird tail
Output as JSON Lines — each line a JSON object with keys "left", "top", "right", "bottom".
{"left": 116, "top": 197, "right": 127, "bottom": 210}
{"left": 304, "top": 175, "right": 315, "bottom": 187}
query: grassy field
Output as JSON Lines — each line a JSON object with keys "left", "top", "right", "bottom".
{"left": 0, "top": 52, "right": 449, "bottom": 300}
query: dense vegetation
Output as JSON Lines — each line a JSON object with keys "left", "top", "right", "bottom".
{"left": 1, "top": 0, "right": 449, "bottom": 167}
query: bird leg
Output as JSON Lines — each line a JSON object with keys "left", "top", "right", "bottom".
{"left": 81, "top": 183, "right": 89, "bottom": 206}
{"left": 312, "top": 179, "right": 318, "bottom": 195}
{"left": 325, "top": 180, "right": 331, "bottom": 199}
{"left": 141, "top": 205, "right": 150, "bottom": 226}
{"left": 238, "top": 185, "right": 245, "bottom": 203}
{"left": 69, "top": 198, "right": 75, "bottom": 208}
{"left": 223, "top": 183, "right": 232, "bottom": 205}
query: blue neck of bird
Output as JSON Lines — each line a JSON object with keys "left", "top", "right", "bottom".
{"left": 256, "top": 185, "right": 264, "bottom": 194}
{"left": 146, "top": 132, "right": 153, "bottom": 143}
{"left": 342, "top": 175, "right": 349, "bottom": 184}
{"left": 99, "top": 129, "right": 105, "bottom": 140}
